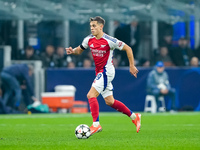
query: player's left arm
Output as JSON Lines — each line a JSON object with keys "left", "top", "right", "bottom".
{"left": 122, "top": 44, "right": 139, "bottom": 78}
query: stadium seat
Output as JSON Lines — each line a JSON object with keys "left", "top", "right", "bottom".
{"left": 144, "top": 95, "right": 166, "bottom": 113}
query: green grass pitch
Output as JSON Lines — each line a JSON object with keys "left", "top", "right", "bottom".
{"left": 0, "top": 112, "right": 200, "bottom": 150}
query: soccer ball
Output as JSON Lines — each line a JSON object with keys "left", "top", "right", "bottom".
{"left": 75, "top": 124, "right": 91, "bottom": 139}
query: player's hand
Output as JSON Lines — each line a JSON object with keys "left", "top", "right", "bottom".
{"left": 130, "top": 65, "right": 139, "bottom": 78}
{"left": 65, "top": 47, "right": 74, "bottom": 55}
{"left": 160, "top": 89, "right": 169, "bottom": 95}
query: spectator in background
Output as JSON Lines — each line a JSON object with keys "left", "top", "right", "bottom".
{"left": 159, "top": 33, "right": 173, "bottom": 51}
{"left": 113, "top": 21, "right": 124, "bottom": 62}
{"left": 170, "top": 37, "right": 194, "bottom": 66}
{"left": 87, "top": 52, "right": 95, "bottom": 67}
{"left": 0, "top": 88, "right": 5, "bottom": 113}
{"left": 83, "top": 58, "right": 92, "bottom": 68}
{"left": 138, "top": 58, "right": 150, "bottom": 67}
{"left": 124, "top": 21, "right": 140, "bottom": 58}
{"left": 20, "top": 46, "right": 40, "bottom": 60}
{"left": 78, "top": 50, "right": 94, "bottom": 67}
{"left": 0, "top": 79, "right": 14, "bottom": 114}
{"left": 0, "top": 84, "right": 7, "bottom": 114}
{"left": 40, "top": 45, "right": 58, "bottom": 68}
{"left": 56, "top": 46, "right": 67, "bottom": 67}
{"left": 194, "top": 45, "right": 200, "bottom": 60}
{"left": 119, "top": 21, "right": 140, "bottom": 66}
{"left": 114, "top": 21, "right": 123, "bottom": 41}
{"left": 0, "top": 64, "right": 37, "bottom": 112}
{"left": 155, "top": 46, "right": 174, "bottom": 67}
{"left": 0, "top": 87, "right": 12, "bottom": 114}
{"left": 146, "top": 61, "right": 177, "bottom": 112}
{"left": 190, "top": 57, "right": 199, "bottom": 67}
{"left": 67, "top": 61, "right": 76, "bottom": 69}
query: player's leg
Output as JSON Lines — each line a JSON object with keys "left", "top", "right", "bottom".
{"left": 104, "top": 95, "right": 133, "bottom": 117}
{"left": 87, "top": 86, "right": 100, "bottom": 125}
{"left": 102, "top": 91, "right": 141, "bottom": 133}
{"left": 168, "top": 88, "right": 177, "bottom": 112}
{"left": 0, "top": 72, "right": 12, "bottom": 105}
{"left": 87, "top": 85, "right": 102, "bottom": 135}
{"left": 89, "top": 72, "right": 107, "bottom": 127}
{"left": 1, "top": 72, "right": 21, "bottom": 109}
{"left": 12, "top": 78, "right": 21, "bottom": 109}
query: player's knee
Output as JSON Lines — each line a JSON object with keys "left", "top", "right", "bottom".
{"left": 87, "top": 93, "right": 91, "bottom": 99}
{"left": 104, "top": 95, "right": 114, "bottom": 106}
{"left": 87, "top": 93, "right": 94, "bottom": 99}
{"left": 105, "top": 100, "right": 114, "bottom": 106}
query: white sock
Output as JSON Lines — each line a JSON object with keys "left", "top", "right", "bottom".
{"left": 130, "top": 113, "right": 136, "bottom": 120}
{"left": 93, "top": 121, "right": 100, "bottom": 127}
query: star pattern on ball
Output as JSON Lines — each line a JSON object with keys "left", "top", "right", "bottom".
{"left": 75, "top": 130, "right": 78, "bottom": 135}
{"left": 82, "top": 131, "right": 87, "bottom": 136}
{"left": 80, "top": 125, "right": 85, "bottom": 129}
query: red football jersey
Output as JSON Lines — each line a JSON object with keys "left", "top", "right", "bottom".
{"left": 81, "top": 33, "right": 125, "bottom": 74}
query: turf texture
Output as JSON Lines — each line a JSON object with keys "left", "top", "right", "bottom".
{"left": 0, "top": 112, "right": 200, "bottom": 150}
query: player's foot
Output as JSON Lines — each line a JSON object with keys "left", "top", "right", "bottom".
{"left": 90, "top": 124, "right": 102, "bottom": 135}
{"left": 132, "top": 113, "right": 141, "bottom": 133}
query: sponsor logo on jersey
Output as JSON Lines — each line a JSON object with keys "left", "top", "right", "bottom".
{"left": 90, "top": 44, "right": 94, "bottom": 47}
{"left": 91, "top": 48, "right": 106, "bottom": 57}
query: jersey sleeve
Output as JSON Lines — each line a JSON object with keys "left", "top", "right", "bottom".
{"left": 114, "top": 38, "right": 125, "bottom": 50}
{"left": 108, "top": 37, "right": 125, "bottom": 51}
{"left": 80, "top": 35, "right": 91, "bottom": 50}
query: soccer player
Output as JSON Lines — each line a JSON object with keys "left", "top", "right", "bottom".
{"left": 66, "top": 16, "right": 141, "bottom": 135}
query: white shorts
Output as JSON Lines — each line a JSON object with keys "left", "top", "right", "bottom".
{"left": 92, "top": 68, "right": 115, "bottom": 98}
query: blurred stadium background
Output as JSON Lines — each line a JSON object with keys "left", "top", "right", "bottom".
{"left": 0, "top": 0, "right": 200, "bottom": 113}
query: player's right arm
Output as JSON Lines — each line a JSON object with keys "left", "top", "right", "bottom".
{"left": 66, "top": 35, "right": 91, "bottom": 55}
{"left": 65, "top": 46, "right": 84, "bottom": 55}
